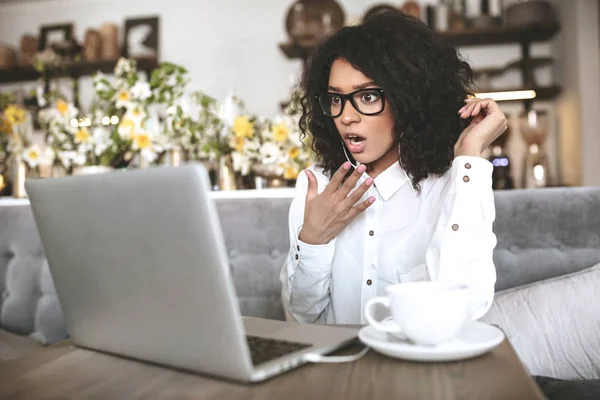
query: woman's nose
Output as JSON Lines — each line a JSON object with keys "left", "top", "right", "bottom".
{"left": 339, "top": 99, "right": 361, "bottom": 125}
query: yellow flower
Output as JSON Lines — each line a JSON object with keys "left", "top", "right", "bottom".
{"left": 288, "top": 147, "right": 300, "bottom": 160}
{"left": 284, "top": 165, "right": 299, "bottom": 180}
{"left": 133, "top": 133, "right": 152, "bottom": 150}
{"left": 118, "top": 118, "right": 136, "bottom": 139}
{"left": 74, "top": 128, "right": 90, "bottom": 143}
{"left": 117, "top": 90, "right": 131, "bottom": 102}
{"left": 131, "top": 106, "right": 143, "bottom": 118}
{"left": 26, "top": 148, "right": 40, "bottom": 161}
{"left": 234, "top": 136, "right": 245, "bottom": 152}
{"left": 233, "top": 116, "right": 254, "bottom": 138}
{"left": 4, "top": 105, "right": 26, "bottom": 125}
{"left": 272, "top": 123, "right": 289, "bottom": 143}
{"left": 56, "top": 99, "right": 69, "bottom": 116}
{"left": 0, "top": 117, "right": 12, "bottom": 134}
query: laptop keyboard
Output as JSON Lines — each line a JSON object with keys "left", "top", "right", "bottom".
{"left": 246, "top": 335, "right": 312, "bottom": 366}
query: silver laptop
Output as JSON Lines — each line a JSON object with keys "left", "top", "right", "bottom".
{"left": 26, "top": 164, "right": 358, "bottom": 383}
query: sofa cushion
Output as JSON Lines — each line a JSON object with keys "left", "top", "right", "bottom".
{"left": 482, "top": 263, "right": 600, "bottom": 380}
{"left": 0, "top": 206, "right": 68, "bottom": 345}
{"left": 492, "top": 188, "right": 600, "bottom": 291}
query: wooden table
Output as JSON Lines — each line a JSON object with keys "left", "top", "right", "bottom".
{"left": 0, "top": 338, "right": 544, "bottom": 400}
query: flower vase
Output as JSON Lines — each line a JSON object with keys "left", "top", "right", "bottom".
{"left": 0, "top": 155, "right": 8, "bottom": 196}
{"left": 11, "top": 153, "right": 27, "bottom": 198}
{"left": 52, "top": 164, "right": 67, "bottom": 178}
{"left": 218, "top": 154, "right": 237, "bottom": 191}
{"left": 0, "top": 174, "right": 6, "bottom": 196}
{"left": 166, "top": 148, "right": 183, "bottom": 167}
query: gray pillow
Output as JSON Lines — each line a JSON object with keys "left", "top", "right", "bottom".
{"left": 481, "top": 263, "right": 600, "bottom": 380}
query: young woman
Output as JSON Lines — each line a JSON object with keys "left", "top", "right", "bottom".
{"left": 280, "top": 11, "right": 506, "bottom": 325}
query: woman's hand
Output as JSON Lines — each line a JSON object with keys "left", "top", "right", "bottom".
{"left": 455, "top": 98, "right": 508, "bottom": 158}
{"left": 299, "top": 162, "right": 376, "bottom": 245}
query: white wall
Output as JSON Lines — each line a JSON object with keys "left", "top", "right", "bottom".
{"left": 0, "top": 0, "right": 303, "bottom": 117}
{"left": 1, "top": 0, "right": 591, "bottom": 187}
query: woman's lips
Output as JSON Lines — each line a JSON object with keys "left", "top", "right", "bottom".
{"left": 344, "top": 135, "right": 367, "bottom": 154}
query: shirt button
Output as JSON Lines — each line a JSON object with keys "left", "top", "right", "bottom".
{"left": 465, "top": 163, "right": 472, "bottom": 169}
{"left": 463, "top": 176, "right": 470, "bottom": 183}
{"left": 297, "top": 245, "right": 300, "bottom": 251}
{"left": 295, "top": 254, "right": 299, "bottom": 260}
{"left": 452, "top": 224, "right": 459, "bottom": 231}
{"left": 366, "top": 279, "right": 372, "bottom": 285}
{"left": 369, "top": 230, "right": 374, "bottom": 236}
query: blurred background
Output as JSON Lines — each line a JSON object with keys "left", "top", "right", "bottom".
{"left": 0, "top": 0, "right": 598, "bottom": 195}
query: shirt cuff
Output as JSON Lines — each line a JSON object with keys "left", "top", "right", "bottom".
{"left": 451, "top": 156, "right": 493, "bottom": 191}
{"left": 292, "top": 226, "right": 336, "bottom": 272}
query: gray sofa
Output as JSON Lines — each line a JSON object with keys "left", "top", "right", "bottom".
{"left": 1, "top": 188, "right": 600, "bottom": 382}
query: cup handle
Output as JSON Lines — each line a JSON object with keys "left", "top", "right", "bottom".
{"left": 364, "top": 297, "right": 402, "bottom": 333}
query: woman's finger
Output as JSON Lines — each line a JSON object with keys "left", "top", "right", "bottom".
{"left": 324, "top": 161, "right": 352, "bottom": 195}
{"left": 337, "top": 164, "right": 367, "bottom": 200}
{"left": 471, "top": 102, "right": 482, "bottom": 117}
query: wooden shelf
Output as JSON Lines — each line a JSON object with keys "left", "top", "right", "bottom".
{"left": 529, "top": 85, "right": 561, "bottom": 100}
{"left": 437, "top": 23, "right": 560, "bottom": 47}
{"left": 279, "top": 24, "right": 560, "bottom": 61}
{"left": 0, "top": 58, "right": 159, "bottom": 84}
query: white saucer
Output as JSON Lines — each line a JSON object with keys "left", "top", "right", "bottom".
{"left": 358, "top": 322, "right": 505, "bottom": 362}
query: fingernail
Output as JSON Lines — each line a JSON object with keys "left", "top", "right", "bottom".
{"left": 358, "top": 164, "right": 367, "bottom": 173}
{"left": 343, "top": 162, "right": 351, "bottom": 170}
{"left": 366, "top": 178, "right": 373, "bottom": 186}
{"left": 369, "top": 197, "right": 375, "bottom": 203}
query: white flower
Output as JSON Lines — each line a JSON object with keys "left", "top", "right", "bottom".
{"left": 114, "top": 57, "right": 132, "bottom": 77}
{"left": 22, "top": 145, "right": 42, "bottom": 168}
{"left": 131, "top": 80, "right": 151, "bottom": 101}
{"left": 140, "top": 148, "right": 158, "bottom": 163}
{"left": 218, "top": 91, "right": 238, "bottom": 127}
{"left": 115, "top": 89, "right": 133, "bottom": 109}
{"left": 72, "top": 151, "right": 87, "bottom": 166}
{"left": 260, "top": 141, "right": 282, "bottom": 165}
{"left": 93, "top": 72, "right": 110, "bottom": 92}
{"left": 58, "top": 151, "right": 75, "bottom": 168}
{"left": 36, "top": 84, "right": 47, "bottom": 107}
{"left": 231, "top": 152, "right": 252, "bottom": 176}
{"left": 40, "top": 147, "right": 54, "bottom": 166}
{"left": 93, "top": 127, "right": 111, "bottom": 156}
{"left": 73, "top": 127, "right": 92, "bottom": 144}
{"left": 289, "top": 131, "right": 303, "bottom": 147}
{"left": 124, "top": 106, "right": 146, "bottom": 123}
{"left": 118, "top": 117, "right": 138, "bottom": 140}
{"left": 167, "top": 74, "right": 177, "bottom": 87}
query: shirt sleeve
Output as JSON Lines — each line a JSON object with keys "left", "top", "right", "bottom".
{"left": 424, "top": 156, "right": 498, "bottom": 320}
{"left": 279, "top": 169, "right": 336, "bottom": 324}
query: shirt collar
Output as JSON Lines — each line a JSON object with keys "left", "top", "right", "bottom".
{"left": 368, "top": 161, "right": 409, "bottom": 202}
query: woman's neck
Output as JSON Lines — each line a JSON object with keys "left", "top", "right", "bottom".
{"left": 366, "top": 147, "right": 399, "bottom": 179}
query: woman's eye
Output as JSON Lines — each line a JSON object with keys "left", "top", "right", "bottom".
{"left": 331, "top": 95, "right": 341, "bottom": 105}
{"left": 361, "top": 92, "right": 380, "bottom": 103}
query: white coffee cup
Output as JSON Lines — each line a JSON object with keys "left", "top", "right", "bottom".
{"left": 364, "top": 282, "right": 470, "bottom": 346}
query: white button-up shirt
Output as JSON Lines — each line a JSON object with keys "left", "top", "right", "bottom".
{"left": 280, "top": 156, "right": 497, "bottom": 325}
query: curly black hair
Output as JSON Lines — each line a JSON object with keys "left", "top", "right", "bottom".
{"left": 299, "top": 10, "right": 474, "bottom": 190}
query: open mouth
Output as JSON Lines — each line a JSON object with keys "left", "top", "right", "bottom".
{"left": 344, "top": 133, "right": 367, "bottom": 153}
{"left": 348, "top": 135, "right": 366, "bottom": 145}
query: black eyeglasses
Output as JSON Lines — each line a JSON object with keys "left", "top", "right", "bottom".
{"left": 316, "top": 88, "right": 385, "bottom": 118}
